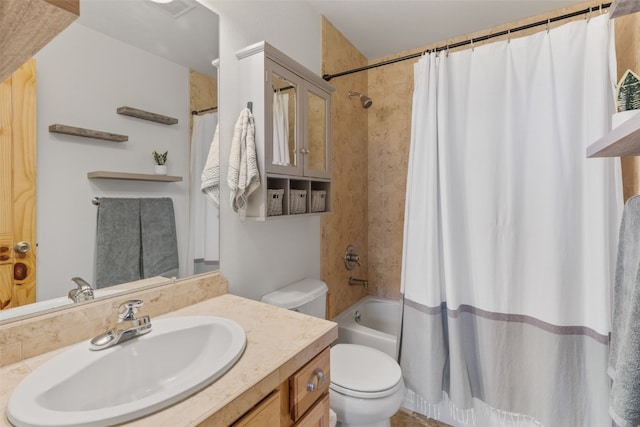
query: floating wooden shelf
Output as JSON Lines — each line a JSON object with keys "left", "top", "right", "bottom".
{"left": 587, "top": 113, "right": 640, "bottom": 157}
{"left": 87, "top": 171, "right": 182, "bottom": 182}
{"left": 49, "top": 124, "right": 128, "bottom": 142}
{"left": 117, "top": 106, "right": 178, "bottom": 125}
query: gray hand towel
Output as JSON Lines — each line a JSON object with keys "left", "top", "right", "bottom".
{"left": 95, "top": 198, "right": 141, "bottom": 288}
{"left": 140, "top": 198, "right": 179, "bottom": 279}
{"left": 609, "top": 195, "right": 640, "bottom": 427}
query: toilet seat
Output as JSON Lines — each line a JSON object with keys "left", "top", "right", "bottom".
{"left": 330, "top": 344, "right": 402, "bottom": 399}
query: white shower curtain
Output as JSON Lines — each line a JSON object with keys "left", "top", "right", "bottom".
{"left": 401, "top": 14, "right": 622, "bottom": 426}
{"left": 187, "top": 113, "right": 219, "bottom": 276}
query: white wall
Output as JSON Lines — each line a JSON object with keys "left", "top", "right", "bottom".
{"left": 201, "top": 1, "right": 324, "bottom": 301}
{"left": 35, "top": 23, "right": 191, "bottom": 301}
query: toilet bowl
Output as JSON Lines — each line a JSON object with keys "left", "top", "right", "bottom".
{"left": 329, "top": 344, "right": 405, "bottom": 427}
{"left": 261, "top": 280, "right": 405, "bottom": 427}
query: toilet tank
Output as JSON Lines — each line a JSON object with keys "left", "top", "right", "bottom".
{"left": 261, "top": 279, "right": 328, "bottom": 318}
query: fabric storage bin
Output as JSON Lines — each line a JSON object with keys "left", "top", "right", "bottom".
{"left": 290, "top": 189, "right": 307, "bottom": 214}
{"left": 311, "top": 190, "right": 327, "bottom": 212}
{"left": 267, "top": 189, "right": 284, "bottom": 216}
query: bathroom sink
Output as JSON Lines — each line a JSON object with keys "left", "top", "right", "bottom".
{"left": 7, "top": 316, "right": 246, "bottom": 427}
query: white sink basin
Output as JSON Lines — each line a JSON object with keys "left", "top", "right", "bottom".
{"left": 7, "top": 316, "right": 246, "bottom": 427}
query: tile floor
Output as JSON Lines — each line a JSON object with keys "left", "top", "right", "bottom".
{"left": 391, "top": 409, "right": 453, "bottom": 427}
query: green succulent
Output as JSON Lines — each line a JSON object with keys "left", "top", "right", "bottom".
{"left": 617, "top": 69, "right": 640, "bottom": 112}
{"left": 152, "top": 150, "right": 168, "bottom": 165}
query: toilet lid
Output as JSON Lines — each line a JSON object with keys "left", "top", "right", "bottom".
{"left": 330, "top": 344, "right": 402, "bottom": 395}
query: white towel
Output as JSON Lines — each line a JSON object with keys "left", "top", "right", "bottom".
{"left": 227, "top": 108, "right": 260, "bottom": 213}
{"left": 201, "top": 123, "right": 220, "bottom": 206}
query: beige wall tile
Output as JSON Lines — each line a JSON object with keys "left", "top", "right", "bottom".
{"left": 321, "top": 18, "right": 369, "bottom": 319}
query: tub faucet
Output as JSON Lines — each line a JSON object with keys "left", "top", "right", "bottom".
{"left": 68, "top": 277, "right": 95, "bottom": 302}
{"left": 89, "top": 300, "right": 152, "bottom": 351}
{"left": 349, "top": 277, "right": 368, "bottom": 288}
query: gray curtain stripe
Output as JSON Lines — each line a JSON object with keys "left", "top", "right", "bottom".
{"left": 403, "top": 298, "right": 609, "bottom": 345}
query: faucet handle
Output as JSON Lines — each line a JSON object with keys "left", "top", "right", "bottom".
{"left": 117, "top": 300, "right": 144, "bottom": 321}
{"left": 344, "top": 245, "right": 361, "bottom": 271}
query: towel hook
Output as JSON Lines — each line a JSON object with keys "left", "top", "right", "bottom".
{"left": 92, "top": 197, "right": 101, "bottom": 206}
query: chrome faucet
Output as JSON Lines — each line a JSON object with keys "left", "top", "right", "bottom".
{"left": 90, "top": 300, "right": 152, "bottom": 351}
{"left": 68, "top": 277, "right": 95, "bottom": 302}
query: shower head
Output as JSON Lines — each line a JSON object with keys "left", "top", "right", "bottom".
{"left": 348, "top": 91, "right": 373, "bottom": 109}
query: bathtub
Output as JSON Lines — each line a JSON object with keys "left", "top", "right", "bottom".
{"left": 333, "top": 295, "right": 401, "bottom": 359}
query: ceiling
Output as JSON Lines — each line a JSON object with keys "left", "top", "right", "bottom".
{"left": 303, "top": 0, "right": 589, "bottom": 59}
{"left": 77, "top": 0, "right": 219, "bottom": 77}
{"left": 75, "top": 0, "right": 590, "bottom": 75}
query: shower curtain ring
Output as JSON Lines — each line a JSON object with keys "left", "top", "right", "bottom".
{"left": 546, "top": 18, "right": 551, "bottom": 33}
{"left": 507, "top": 29, "right": 511, "bottom": 43}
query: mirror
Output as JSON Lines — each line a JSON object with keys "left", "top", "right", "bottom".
{"left": 306, "top": 90, "right": 327, "bottom": 173}
{"left": 272, "top": 71, "right": 297, "bottom": 168}
{"left": 0, "top": 0, "right": 219, "bottom": 323}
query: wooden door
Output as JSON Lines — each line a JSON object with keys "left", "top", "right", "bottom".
{"left": 0, "top": 59, "right": 37, "bottom": 309}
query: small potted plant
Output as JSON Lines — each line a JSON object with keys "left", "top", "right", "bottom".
{"left": 613, "top": 69, "right": 640, "bottom": 129}
{"left": 152, "top": 150, "right": 168, "bottom": 175}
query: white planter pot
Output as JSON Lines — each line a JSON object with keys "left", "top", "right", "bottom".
{"left": 154, "top": 165, "right": 167, "bottom": 175}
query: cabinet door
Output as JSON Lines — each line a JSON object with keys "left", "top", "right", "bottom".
{"left": 232, "top": 391, "right": 280, "bottom": 427}
{"left": 266, "top": 60, "right": 304, "bottom": 176}
{"left": 294, "top": 394, "right": 330, "bottom": 427}
{"left": 303, "top": 85, "right": 331, "bottom": 179}
{"left": 290, "top": 347, "right": 330, "bottom": 421}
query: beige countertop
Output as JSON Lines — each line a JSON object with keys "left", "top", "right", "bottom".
{"left": 0, "top": 294, "right": 338, "bottom": 427}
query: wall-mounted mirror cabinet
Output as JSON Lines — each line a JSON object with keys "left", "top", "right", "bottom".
{"left": 237, "top": 41, "right": 334, "bottom": 220}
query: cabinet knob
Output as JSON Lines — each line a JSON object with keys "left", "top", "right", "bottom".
{"left": 306, "top": 368, "right": 327, "bottom": 392}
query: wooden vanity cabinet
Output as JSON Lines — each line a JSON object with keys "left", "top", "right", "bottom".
{"left": 231, "top": 347, "right": 331, "bottom": 427}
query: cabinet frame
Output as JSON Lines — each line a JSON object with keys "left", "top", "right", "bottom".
{"left": 236, "top": 41, "right": 335, "bottom": 220}
{"left": 265, "top": 60, "right": 304, "bottom": 176}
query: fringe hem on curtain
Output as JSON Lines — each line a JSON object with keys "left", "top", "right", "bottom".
{"left": 403, "top": 389, "right": 545, "bottom": 427}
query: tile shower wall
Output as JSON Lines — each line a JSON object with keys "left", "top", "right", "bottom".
{"left": 367, "top": 51, "right": 414, "bottom": 300}
{"left": 320, "top": 19, "right": 369, "bottom": 319}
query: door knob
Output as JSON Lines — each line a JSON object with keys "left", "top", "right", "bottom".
{"left": 14, "top": 241, "right": 31, "bottom": 253}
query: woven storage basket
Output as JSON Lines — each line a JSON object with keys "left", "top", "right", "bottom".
{"left": 310, "top": 190, "right": 327, "bottom": 213}
{"left": 290, "top": 189, "right": 307, "bottom": 214}
{"left": 267, "top": 189, "right": 284, "bottom": 216}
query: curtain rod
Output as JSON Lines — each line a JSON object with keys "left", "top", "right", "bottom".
{"left": 322, "top": 2, "right": 611, "bottom": 81}
{"left": 191, "top": 106, "right": 218, "bottom": 115}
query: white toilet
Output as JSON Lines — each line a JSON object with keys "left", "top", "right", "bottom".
{"left": 261, "top": 279, "right": 405, "bottom": 427}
